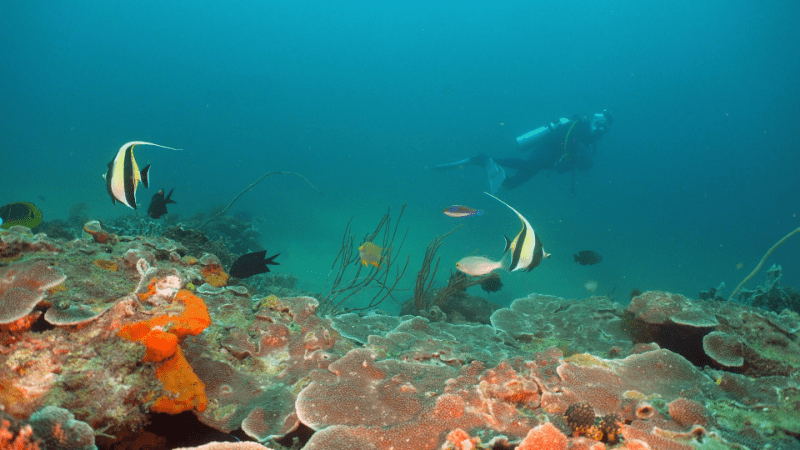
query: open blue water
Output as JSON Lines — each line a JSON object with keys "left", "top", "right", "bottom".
{"left": 3, "top": 0, "right": 798, "bottom": 311}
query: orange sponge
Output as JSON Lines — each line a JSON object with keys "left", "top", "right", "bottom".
{"left": 151, "top": 347, "right": 208, "bottom": 414}
{"left": 143, "top": 330, "right": 179, "bottom": 363}
{"left": 118, "top": 289, "right": 211, "bottom": 413}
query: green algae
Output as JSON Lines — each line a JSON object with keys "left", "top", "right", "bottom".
{"left": 710, "top": 389, "right": 800, "bottom": 438}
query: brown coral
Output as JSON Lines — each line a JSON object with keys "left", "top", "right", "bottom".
{"left": 598, "top": 413, "right": 622, "bottom": 444}
{"left": 564, "top": 402, "right": 600, "bottom": 439}
{"left": 82, "top": 220, "right": 117, "bottom": 245}
{"left": 201, "top": 264, "right": 229, "bottom": 287}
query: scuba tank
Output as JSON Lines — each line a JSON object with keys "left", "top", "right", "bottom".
{"left": 515, "top": 117, "right": 570, "bottom": 151}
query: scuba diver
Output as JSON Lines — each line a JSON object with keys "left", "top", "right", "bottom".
{"left": 429, "top": 110, "right": 613, "bottom": 193}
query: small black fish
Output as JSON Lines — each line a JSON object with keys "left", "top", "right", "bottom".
{"left": 574, "top": 250, "right": 602, "bottom": 265}
{"left": 147, "top": 188, "right": 176, "bottom": 219}
{"left": 229, "top": 250, "right": 280, "bottom": 278}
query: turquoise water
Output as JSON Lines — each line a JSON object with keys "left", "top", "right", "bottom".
{"left": 3, "top": 1, "right": 798, "bottom": 311}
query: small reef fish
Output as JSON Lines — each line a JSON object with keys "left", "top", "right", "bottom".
{"left": 147, "top": 188, "right": 176, "bottom": 219}
{"left": 0, "top": 202, "right": 43, "bottom": 230}
{"left": 486, "top": 192, "right": 549, "bottom": 272}
{"left": 574, "top": 250, "right": 602, "bottom": 265}
{"left": 358, "top": 242, "right": 383, "bottom": 268}
{"left": 105, "top": 141, "right": 181, "bottom": 209}
{"left": 584, "top": 280, "right": 598, "bottom": 292}
{"left": 443, "top": 205, "right": 483, "bottom": 218}
{"left": 456, "top": 255, "right": 504, "bottom": 276}
{"left": 229, "top": 250, "right": 280, "bottom": 278}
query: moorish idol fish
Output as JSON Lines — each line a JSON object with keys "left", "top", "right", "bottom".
{"left": 105, "top": 141, "right": 181, "bottom": 209}
{"left": 229, "top": 250, "right": 281, "bottom": 278}
{"left": 485, "top": 192, "right": 549, "bottom": 272}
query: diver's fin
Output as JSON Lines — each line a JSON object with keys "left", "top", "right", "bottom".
{"left": 427, "top": 155, "right": 488, "bottom": 171}
{"left": 485, "top": 158, "right": 506, "bottom": 194}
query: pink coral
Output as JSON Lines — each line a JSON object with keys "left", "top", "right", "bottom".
{"left": 445, "top": 428, "right": 478, "bottom": 450}
{"left": 702, "top": 331, "right": 744, "bottom": 367}
{"left": 0, "top": 260, "right": 66, "bottom": 325}
{"left": 173, "top": 443, "right": 276, "bottom": 450}
{"left": 188, "top": 296, "right": 341, "bottom": 441}
{"left": 667, "top": 398, "right": 708, "bottom": 428}
{"left": 621, "top": 424, "right": 694, "bottom": 450}
{"left": 0, "top": 419, "right": 40, "bottom": 450}
{"left": 517, "top": 422, "right": 568, "bottom": 450}
{"left": 296, "top": 349, "right": 428, "bottom": 429}
{"left": 297, "top": 349, "right": 489, "bottom": 450}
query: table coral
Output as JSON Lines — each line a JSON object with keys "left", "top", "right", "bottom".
{"left": 702, "top": 331, "right": 744, "bottom": 367}
{"left": 667, "top": 398, "right": 709, "bottom": 428}
{"left": 184, "top": 296, "right": 345, "bottom": 441}
{"left": 490, "top": 294, "right": 633, "bottom": 358}
{"left": 0, "top": 260, "right": 66, "bottom": 325}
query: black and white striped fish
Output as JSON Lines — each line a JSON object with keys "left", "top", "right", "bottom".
{"left": 485, "top": 192, "right": 550, "bottom": 271}
{"left": 104, "top": 141, "right": 181, "bottom": 209}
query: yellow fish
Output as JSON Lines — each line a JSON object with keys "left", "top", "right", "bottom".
{"left": 358, "top": 242, "right": 383, "bottom": 268}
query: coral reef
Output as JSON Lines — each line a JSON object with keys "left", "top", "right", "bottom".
{"left": 624, "top": 290, "right": 800, "bottom": 376}
{"left": 491, "top": 294, "right": 632, "bottom": 357}
{"left": 0, "top": 406, "right": 96, "bottom": 450}
{"left": 162, "top": 226, "right": 236, "bottom": 268}
{"left": 2, "top": 225, "right": 800, "bottom": 450}
{"left": 178, "top": 210, "right": 263, "bottom": 258}
{"left": 732, "top": 264, "right": 800, "bottom": 312}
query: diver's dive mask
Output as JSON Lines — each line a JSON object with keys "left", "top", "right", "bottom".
{"left": 590, "top": 112, "right": 610, "bottom": 137}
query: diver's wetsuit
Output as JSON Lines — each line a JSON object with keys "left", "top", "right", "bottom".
{"left": 429, "top": 116, "right": 601, "bottom": 190}
{"left": 495, "top": 117, "right": 598, "bottom": 189}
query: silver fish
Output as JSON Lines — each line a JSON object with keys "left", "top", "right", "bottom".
{"left": 456, "top": 255, "right": 505, "bottom": 276}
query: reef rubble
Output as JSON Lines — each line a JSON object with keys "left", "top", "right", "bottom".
{"left": 1, "top": 225, "right": 799, "bottom": 450}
